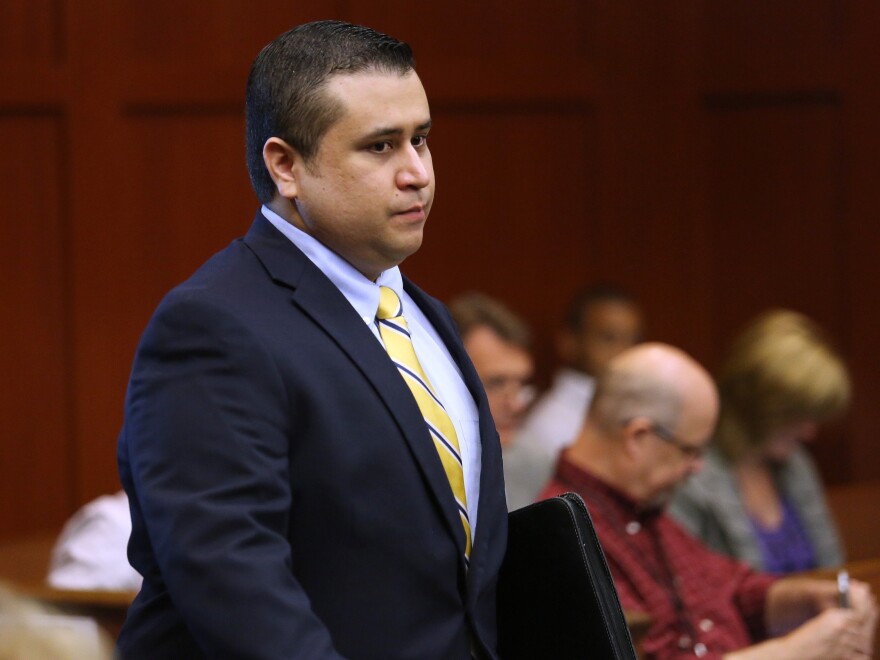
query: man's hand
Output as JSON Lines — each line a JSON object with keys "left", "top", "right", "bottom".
{"left": 735, "top": 575, "right": 878, "bottom": 660}
{"left": 849, "top": 581, "right": 878, "bottom": 655}
{"left": 800, "top": 577, "right": 878, "bottom": 652}
{"left": 725, "top": 608, "right": 871, "bottom": 660}
{"left": 780, "top": 608, "right": 873, "bottom": 659}
{"left": 764, "top": 576, "right": 836, "bottom": 635}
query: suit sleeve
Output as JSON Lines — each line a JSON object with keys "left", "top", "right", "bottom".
{"left": 122, "top": 290, "right": 344, "bottom": 659}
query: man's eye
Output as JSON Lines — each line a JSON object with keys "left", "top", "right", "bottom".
{"left": 370, "top": 141, "right": 392, "bottom": 153}
{"left": 412, "top": 135, "right": 428, "bottom": 148}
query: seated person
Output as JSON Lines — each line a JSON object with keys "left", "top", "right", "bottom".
{"left": 508, "top": 283, "right": 643, "bottom": 508}
{"left": 669, "top": 310, "right": 848, "bottom": 573}
{"left": 540, "top": 343, "right": 877, "bottom": 660}
{"left": 448, "top": 293, "right": 545, "bottom": 511}
{"left": 48, "top": 490, "right": 141, "bottom": 592}
{"left": 448, "top": 292, "right": 534, "bottom": 449}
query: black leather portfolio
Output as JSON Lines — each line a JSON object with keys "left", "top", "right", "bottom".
{"left": 497, "top": 492, "right": 637, "bottom": 659}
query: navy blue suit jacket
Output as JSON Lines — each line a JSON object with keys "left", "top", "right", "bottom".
{"left": 117, "top": 213, "right": 508, "bottom": 659}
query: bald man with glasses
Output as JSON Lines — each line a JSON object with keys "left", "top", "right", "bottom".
{"left": 540, "top": 343, "right": 876, "bottom": 660}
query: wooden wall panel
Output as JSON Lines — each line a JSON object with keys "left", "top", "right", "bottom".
{"left": 122, "top": 1, "right": 328, "bottom": 65}
{"left": 705, "top": 103, "right": 849, "bottom": 481}
{"left": 4, "top": 1, "right": 880, "bottom": 535}
{"left": 0, "top": 0, "right": 62, "bottom": 61}
{"left": 72, "top": 111, "right": 257, "bottom": 499}
{"left": 0, "top": 114, "right": 73, "bottom": 537}
{"left": 406, "top": 109, "right": 598, "bottom": 380}
{"left": 705, "top": 103, "right": 844, "bottom": 336}
{"left": 590, "top": 3, "right": 714, "bottom": 362}
{"left": 705, "top": 0, "right": 841, "bottom": 92}
{"left": 351, "top": 1, "right": 597, "bottom": 102}
{"left": 842, "top": 2, "right": 880, "bottom": 481}
{"left": 120, "top": 112, "right": 254, "bottom": 298}
{"left": 65, "top": 0, "right": 342, "bottom": 505}
{"left": 117, "top": 1, "right": 339, "bottom": 105}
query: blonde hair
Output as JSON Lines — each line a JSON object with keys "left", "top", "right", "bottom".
{"left": 0, "top": 584, "right": 113, "bottom": 660}
{"left": 715, "top": 309, "right": 851, "bottom": 461}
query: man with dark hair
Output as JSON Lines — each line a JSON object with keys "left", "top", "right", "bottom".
{"left": 540, "top": 343, "right": 877, "bottom": 660}
{"left": 505, "top": 283, "right": 644, "bottom": 508}
{"left": 118, "top": 21, "right": 507, "bottom": 659}
{"left": 448, "top": 292, "right": 534, "bottom": 449}
{"left": 244, "top": 21, "right": 417, "bottom": 204}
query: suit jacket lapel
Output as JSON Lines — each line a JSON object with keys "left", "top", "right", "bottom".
{"left": 243, "top": 213, "right": 469, "bottom": 562}
{"left": 405, "top": 279, "right": 505, "bottom": 593}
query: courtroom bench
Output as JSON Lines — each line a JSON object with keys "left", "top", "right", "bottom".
{"left": 0, "top": 532, "right": 134, "bottom": 638}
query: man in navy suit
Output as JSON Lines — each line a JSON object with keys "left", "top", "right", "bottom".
{"left": 117, "top": 20, "right": 508, "bottom": 659}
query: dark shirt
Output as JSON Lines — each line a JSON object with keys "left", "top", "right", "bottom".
{"left": 540, "top": 456, "right": 777, "bottom": 660}
{"left": 751, "top": 497, "right": 817, "bottom": 574}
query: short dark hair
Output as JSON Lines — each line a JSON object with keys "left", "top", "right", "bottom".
{"left": 563, "top": 283, "right": 639, "bottom": 332}
{"left": 245, "top": 20, "right": 416, "bottom": 203}
{"left": 448, "top": 292, "right": 531, "bottom": 349}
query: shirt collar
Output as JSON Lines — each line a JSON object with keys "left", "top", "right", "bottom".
{"left": 261, "top": 205, "right": 404, "bottom": 324}
{"left": 554, "top": 453, "right": 663, "bottom": 523}
{"left": 555, "top": 368, "right": 596, "bottom": 397}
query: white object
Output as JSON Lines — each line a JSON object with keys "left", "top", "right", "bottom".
{"left": 47, "top": 491, "right": 142, "bottom": 591}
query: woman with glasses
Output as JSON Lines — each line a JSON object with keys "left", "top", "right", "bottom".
{"left": 669, "top": 309, "right": 849, "bottom": 574}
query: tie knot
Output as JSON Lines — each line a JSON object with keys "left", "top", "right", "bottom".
{"left": 377, "top": 286, "right": 403, "bottom": 320}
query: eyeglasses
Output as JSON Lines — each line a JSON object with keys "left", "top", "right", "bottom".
{"left": 483, "top": 377, "right": 535, "bottom": 406}
{"left": 647, "top": 423, "right": 707, "bottom": 461}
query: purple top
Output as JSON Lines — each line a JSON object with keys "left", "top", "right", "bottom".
{"left": 750, "top": 497, "right": 817, "bottom": 574}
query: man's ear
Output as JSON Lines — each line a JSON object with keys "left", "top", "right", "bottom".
{"left": 622, "top": 416, "right": 652, "bottom": 458}
{"left": 263, "top": 137, "right": 302, "bottom": 200}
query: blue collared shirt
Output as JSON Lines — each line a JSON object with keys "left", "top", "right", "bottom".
{"left": 261, "top": 205, "right": 482, "bottom": 534}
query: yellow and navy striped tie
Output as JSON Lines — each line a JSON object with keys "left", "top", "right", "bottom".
{"left": 376, "top": 286, "right": 472, "bottom": 562}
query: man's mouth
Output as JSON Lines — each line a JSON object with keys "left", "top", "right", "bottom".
{"left": 393, "top": 205, "right": 426, "bottom": 221}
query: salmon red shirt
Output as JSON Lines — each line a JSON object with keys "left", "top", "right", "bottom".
{"left": 540, "top": 457, "right": 777, "bottom": 660}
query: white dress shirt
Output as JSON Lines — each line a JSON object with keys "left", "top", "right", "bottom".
{"left": 516, "top": 367, "right": 595, "bottom": 455}
{"left": 262, "top": 206, "right": 482, "bottom": 533}
{"left": 502, "top": 368, "right": 596, "bottom": 510}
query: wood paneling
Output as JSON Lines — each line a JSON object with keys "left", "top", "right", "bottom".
{"left": 71, "top": 111, "right": 257, "bottom": 499}
{"left": 2, "top": 0, "right": 880, "bottom": 535}
{"left": 0, "top": 114, "right": 73, "bottom": 536}
{"left": 60, "top": 0, "right": 343, "bottom": 505}
{"left": 350, "top": 1, "right": 597, "bottom": 102}
{"left": 407, "top": 108, "right": 598, "bottom": 379}
{"left": 705, "top": 1, "right": 842, "bottom": 92}
{"left": 699, "top": 1, "right": 864, "bottom": 483}
{"left": 589, "top": 3, "right": 714, "bottom": 361}
{"left": 842, "top": 3, "right": 880, "bottom": 481}
{"left": 120, "top": 111, "right": 253, "bottom": 298}
{"left": 706, "top": 102, "right": 844, "bottom": 335}
{"left": 0, "top": 0, "right": 63, "bottom": 62}
{"left": 826, "top": 481, "right": 880, "bottom": 563}
{"left": 122, "top": 1, "right": 322, "bottom": 65}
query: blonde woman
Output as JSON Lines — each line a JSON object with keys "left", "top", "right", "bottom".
{"left": 670, "top": 310, "right": 849, "bottom": 573}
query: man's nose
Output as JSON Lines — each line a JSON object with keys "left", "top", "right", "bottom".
{"left": 397, "top": 145, "right": 430, "bottom": 189}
